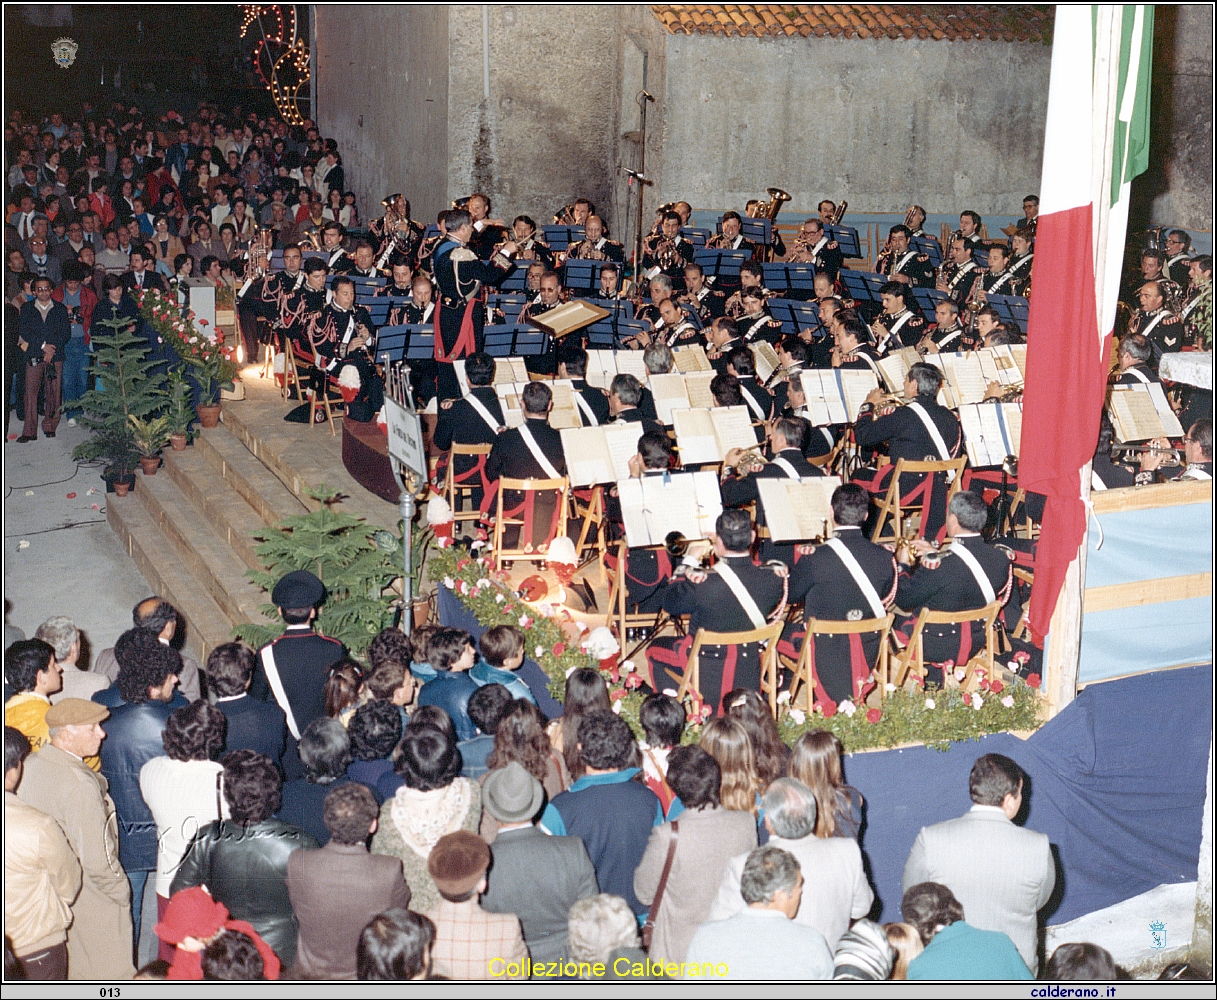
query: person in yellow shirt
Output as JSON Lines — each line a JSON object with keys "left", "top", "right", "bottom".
{"left": 4, "top": 640, "right": 63, "bottom": 753}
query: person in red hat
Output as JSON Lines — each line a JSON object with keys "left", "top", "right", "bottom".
{"left": 154, "top": 886, "right": 281, "bottom": 981}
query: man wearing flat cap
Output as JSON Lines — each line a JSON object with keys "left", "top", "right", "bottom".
{"left": 249, "top": 570, "right": 345, "bottom": 780}
{"left": 426, "top": 830, "right": 528, "bottom": 980}
{"left": 480, "top": 762, "right": 598, "bottom": 970}
{"left": 17, "top": 699, "right": 136, "bottom": 979}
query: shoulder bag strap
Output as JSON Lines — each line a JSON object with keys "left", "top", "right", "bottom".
{"left": 824, "top": 538, "right": 887, "bottom": 619}
{"left": 714, "top": 562, "right": 768, "bottom": 629}
{"left": 259, "top": 644, "right": 302, "bottom": 740}
{"left": 573, "top": 390, "right": 600, "bottom": 426}
{"left": 518, "top": 423, "right": 562, "bottom": 480}
{"left": 465, "top": 391, "right": 504, "bottom": 434}
{"left": 771, "top": 456, "right": 800, "bottom": 479}
{"left": 949, "top": 539, "right": 997, "bottom": 605}
{"left": 642, "top": 820, "right": 679, "bottom": 951}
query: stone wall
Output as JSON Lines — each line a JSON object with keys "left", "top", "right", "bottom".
{"left": 1131, "top": 3, "right": 1214, "bottom": 233}
{"left": 655, "top": 33, "right": 1052, "bottom": 218}
{"left": 315, "top": 6, "right": 450, "bottom": 224}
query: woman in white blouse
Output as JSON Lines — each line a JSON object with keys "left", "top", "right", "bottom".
{"left": 139, "top": 700, "right": 229, "bottom": 944}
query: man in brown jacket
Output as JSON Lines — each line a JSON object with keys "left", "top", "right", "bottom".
{"left": 5, "top": 726, "right": 82, "bottom": 979}
{"left": 16, "top": 699, "right": 135, "bottom": 980}
{"left": 286, "top": 783, "right": 411, "bottom": 979}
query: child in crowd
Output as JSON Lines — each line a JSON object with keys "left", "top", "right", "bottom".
{"left": 323, "top": 658, "right": 364, "bottom": 727}
{"left": 363, "top": 628, "right": 418, "bottom": 731}
{"left": 472, "top": 625, "right": 537, "bottom": 704}
{"left": 415, "top": 627, "right": 479, "bottom": 741}
{"left": 638, "top": 693, "right": 685, "bottom": 815}
{"left": 459, "top": 683, "right": 514, "bottom": 780}
{"left": 408, "top": 624, "right": 441, "bottom": 683}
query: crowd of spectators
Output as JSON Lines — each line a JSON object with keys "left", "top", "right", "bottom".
{"left": 4, "top": 100, "right": 360, "bottom": 440}
{"left": 3, "top": 604, "right": 1147, "bottom": 983}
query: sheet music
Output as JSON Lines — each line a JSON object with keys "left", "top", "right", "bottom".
{"left": 672, "top": 409, "right": 720, "bottom": 465}
{"left": 751, "top": 341, "right": 780, "bottom": 383}
{"left": 673, "top": 345, "right": 713, "bottom": 373}
{"left": 494, "top": 384, "right": 525, "bottom": 428}
{"left": 1146, "top": 382, "right": 1184, "bottom": 436}
{"left": 877, "top": 354, "right": 911, "bottom": 394}
{"left": 683, "top": 372, "right": 717, "bottom": 411}
{"left": 494, "top": 358, "right": 529, "bottom": 384}
{"left": 614, "top": 351, "right": 649, "bottom": 381}
{"left": 617, "top": 471, "right": 723, "bottom": 547}
{"left": 977, "top": 346, "right": 1022, "bottom": 386}
{"left": 711, "top": 406, "right": 759, "bottom": 453}
{"left": 1108, "top": 386, "right": 1167, "bottom": 442}
{"left": 837, "top": 370, "right": 881, "bottom": 420}
{"left": 547, "top": 380, "right": 582, "bottom": 430}
{"left": 585, "top": 349, "right": 614, "bottom": 389}
{"left": 649, "top": 373, "right": 691, "bottom": 425}
{"left": 757, "top": 477, "right": 841, "bottom": 542}
{"left": 799, "top": 370, "right": 849, "bottom": 426}
{"left": 1009, "top": 345, "right": 1027, "bottom": 380}
{"left": 936, "top": 352, "right": 986, "bottom": 406}
{"left": 562, "top": 423, "right": 640, "bottom": 486}
{"left": 960, "top": 402, "right": 1022, "bottom": 467}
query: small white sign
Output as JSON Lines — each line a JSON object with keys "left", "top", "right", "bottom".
{"left": 383, "top": 397, "right": 427, "bottom": 480}
{"left": 189, "top": 285, "right": 217, "bottom": 340}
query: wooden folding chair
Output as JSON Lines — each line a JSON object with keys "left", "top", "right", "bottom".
{"left": 871, "top": 457, "right": 967, "bottom": 544}
{"left": 444, "top": 443, "right": 494, "bottom": 525}
{"left": 492, "top": 476, "right": 569, "bottom": 569}
{"left": 604, "top": 540, "right": 682, "bottom": 659}
{"left": 282, "top": 338, "right": 302, "bottom": 401}
{"left": 569, "top": 486, "right": 608, "bottom": 584}
{"left": 285, "top": 341, "right": 342, "bottom": 435}
{"left": 677, "top": 621, "right": 785, "bottom": 716}
{"left": 789, "top": 614, "right": 895, "bottom": 708}
{"left": 808, "top": 434, "right": 847, "bottom": 474}
{"left": 890, "top": 601, "right": 1002, "bottom": 691}
{"left": 1010, "top": 567, "right": 1034, "bottom": 641}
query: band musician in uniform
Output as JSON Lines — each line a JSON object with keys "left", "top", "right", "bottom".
{"left": 249, "top": 570, "right": 346, "bottom": 779}
{"left": 564, "top": 215, "right": 624, "bottom": 264}
{"left": 780, "top": 484, "right": 898, "bottom": 712}
{"left": 642, "top": 211, "right": 695, "bottom": 291}
{"left": 877, "top": 224, "right": 936, "bottom": 288}
{"left": 434, "top": 351, "right": 505, "bottom": 513}
{"left": 852, "top": 362, "right": 963, "bottom": 540}
{"left": 484, "top": 381, "right": 568, "bottom": 551}
{"left": 369, "top": 194, "right": 425, "bottom": 270}
{"left": 892, "top": 491, "right": 1014, "bottom": 686}
{"left": 644, "top": 509, "right": 787, "bottom": 717}
{"left": 432, "top": 208, "right": 518, "bottom": 400}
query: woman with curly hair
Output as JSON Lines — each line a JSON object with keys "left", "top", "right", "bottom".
{"left": 480, "top": 700, "right": 568, "bottom": 842}
{"left": 371, "top": 724, "right": 481, "bottom": 913}
{"left": 788, "top": 729, "right": 864, "bottom": 840}
{"left": 723, "top": 688, "right": 789, "bottom": 788}
{"left": 140, "top": 700, "right": 229, "bottom": 958}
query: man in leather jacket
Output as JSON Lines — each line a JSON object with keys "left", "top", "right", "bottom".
{"left": 95, "top": 629, "right": 182, "bottom": 965}
{"left": 171, "top": 749, "right": 317, "bottom": 968}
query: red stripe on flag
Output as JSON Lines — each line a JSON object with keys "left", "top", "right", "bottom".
{"left": 1018, "top": 203, "right": 1112, "bottom": 643}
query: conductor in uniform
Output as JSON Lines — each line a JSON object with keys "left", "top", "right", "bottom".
{"left": 432, "top": 208, "right": 519, "bottom": 400}
{"left": 782, "top": 484, "right": 897, "bottom": 712}
{"left": 892, "top": 492, "right": 1014, "bottom": 685}
{"left": 645, "top": 509, "right": 787, "bottom": 716}
{"left": 249, "top": 570, "right": 346, "bottom": 779}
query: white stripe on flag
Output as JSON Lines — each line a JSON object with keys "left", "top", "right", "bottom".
{"left": 1038, "top": 5, "right": 1094, "bottom": 216}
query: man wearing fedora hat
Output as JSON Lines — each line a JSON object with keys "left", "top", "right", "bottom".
{"left": 426, "top": 830, "right": 528, "bottom": 980}
{"left": 480, "top": 762, "right": 598, "bottom": 971}
{"left": 17, "top": 698, "right": 135, "bottom": 979}
{"left": 249, "top": 570, "right": 345, "bottom": 780}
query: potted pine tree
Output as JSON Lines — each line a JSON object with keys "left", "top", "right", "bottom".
{"left": 72, "top": 313, "right": 165, "bottom": 494}
{"left": 165, "top": 368, "right": 194, "bottom": 450}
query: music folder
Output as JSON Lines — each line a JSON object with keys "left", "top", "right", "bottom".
{"left": 524, "top": 299, "right": 611, "bottom": 340}
{"left": 1107, "top": 384, "right": 1183, "bottom": 441}
{"left": 561, "top": 424, "right": 645, "bottom": 486}
{"left": 757, "top": 477, "right": 842, "bottom": 542}
{"left": 959, "top": 402, "right": 1023, "bottom": 467}
{"left": 672, "top": 406, "right": 758, "bottom": 464}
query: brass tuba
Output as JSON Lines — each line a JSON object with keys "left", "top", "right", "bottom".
{"left": 758, "top": 187, "right": 792, "bottom": 222}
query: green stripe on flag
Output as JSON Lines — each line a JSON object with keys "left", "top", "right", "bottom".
{"left": 1110, "top": 4, "right": 1155, "bottom": 206}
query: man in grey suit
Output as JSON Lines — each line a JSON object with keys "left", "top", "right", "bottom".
{"left": 479, "top": 762, "right": 598, "bottom": 968}
{"left": 902, "top": 753, "right": 1055, "bottom": 972}
{"left": 709, "top": 777, "right": 873, "bottom": 952}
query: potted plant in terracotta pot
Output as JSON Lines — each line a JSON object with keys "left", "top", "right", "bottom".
{"left": 165, "top": 368, "right": 194, "bottom": 450}
{"left": 130, "top": 414, "right": 171, "bottom": 475}
{"left": 101, "top": 431, "right": 140, "bottom": 496}
{"left": 188, "top": 340, "right": 237, "bottom": 429}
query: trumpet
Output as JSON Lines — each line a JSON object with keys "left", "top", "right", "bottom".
{"left": 664, "top": 531, "right": 713, "bottom": 568}
{"left": 1110, "top": 443, "right": 1183, "bottom": 461}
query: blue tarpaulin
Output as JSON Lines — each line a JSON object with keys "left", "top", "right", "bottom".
{"left": 846, "top": 664, "right": 1212, "bottom": 924}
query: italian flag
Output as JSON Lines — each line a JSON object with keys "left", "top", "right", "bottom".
{"left": 1019, "top": 5, "right": 1154, "bottom": 645}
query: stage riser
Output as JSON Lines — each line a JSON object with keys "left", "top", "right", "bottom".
{"left": 218, "top": 404, "right": 325, "bottom": 513}
{"left": 105, "top": 493, "right": 235, "bottom": 663}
